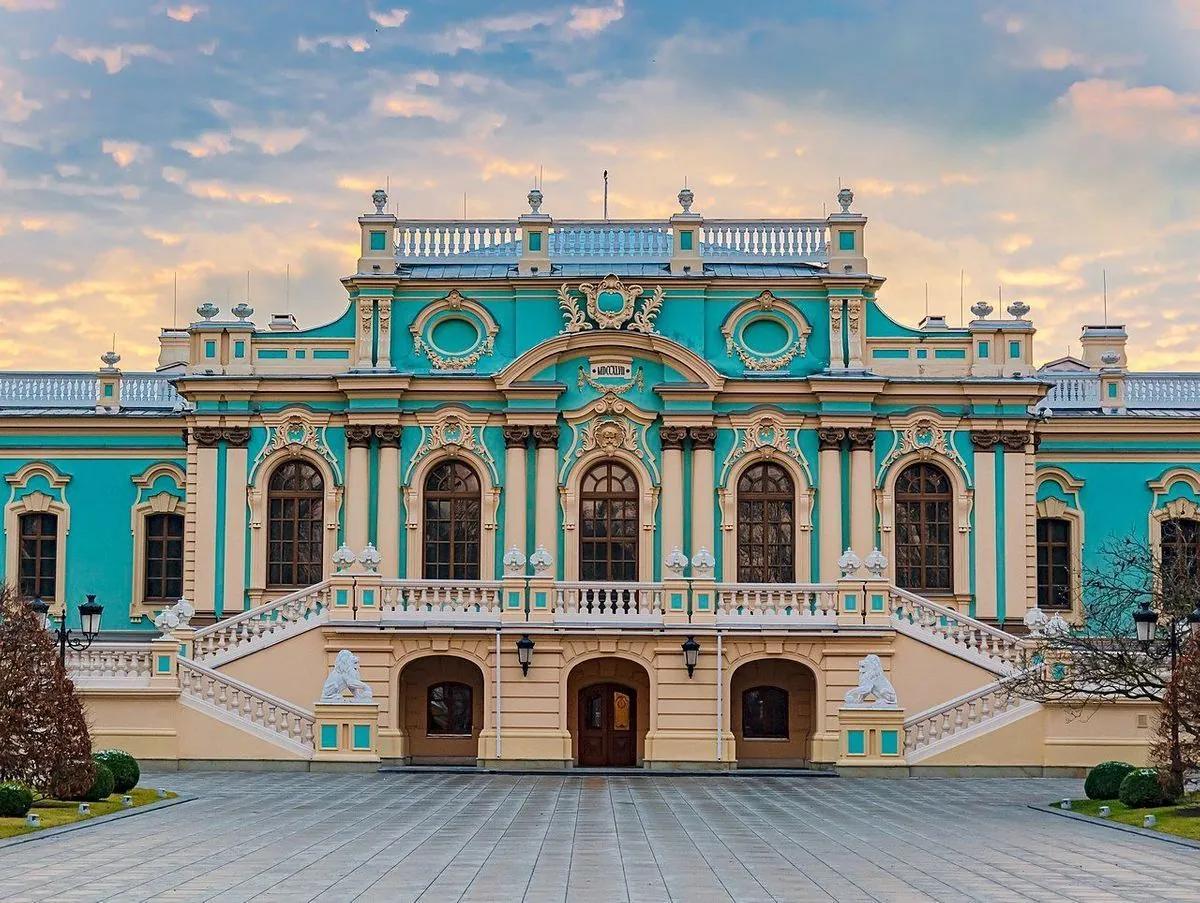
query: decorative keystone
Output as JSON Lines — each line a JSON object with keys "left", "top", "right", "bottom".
{"left": 503, "top": 544, "right": 527, "bottom": 575}
{"left": 664, "top": 546, "right": 689, "bottom": 577}
{"left": 838, "top": 547, "right": 862, "bottom": 579}
{"left": 863, "top": 548, "right": 888, "bottom": 578}
{"left": 332, "top": 543, "right": 356, "bottom": 572}
{"left": 358, "top": 542, "right": 382, "bottom": 573}
{"left": 196, "top": 301, "right": 219, "bottom": 321}
{"left": 529, "top": 544, "right": 553, "bottom": 575}
{"left": 371, "top": 188, "right": 388, "bottom": 213}
{"left": 691, "top": 546, "right": 715, "bottom": 579}
{"left": 231, "top": 302, "right": 254, "bottom": 321}
{"left": 970, "top": 300, "right": 994, "bottom": 320}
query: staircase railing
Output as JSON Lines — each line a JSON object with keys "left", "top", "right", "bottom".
{"left": 888, "top": 587, "right": 1025, "bottom": 672}
{"left": 66, "top": 643, "right": 155, "bottom": 687}
{"left": 178, "top": 658, "right": 314, "bottom": 753}
{"left": 191, "top": 581, "right": 331, "bottom": 663}
{"left": 903, "top": 668, "right": 1039, "bottom": 759}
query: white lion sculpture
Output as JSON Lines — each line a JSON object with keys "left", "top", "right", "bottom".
{"left": 844, "top": 654, "right": 898, "bottom": 708}
{"left": 320, "top": 650, "right": 374, "bottom": 703}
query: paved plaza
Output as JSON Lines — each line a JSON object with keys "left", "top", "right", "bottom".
{"left": 0, "top": 772, "right": 1196, "bottom": 902}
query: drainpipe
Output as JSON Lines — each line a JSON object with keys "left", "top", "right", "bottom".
{"left": 495, "top": 628, "right": 502, "bottom": 760}
{"left": 716, "top": 629, "right": 723, "bottom": 762}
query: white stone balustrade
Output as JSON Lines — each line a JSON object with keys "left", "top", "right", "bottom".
{"left": 903, "top": 670, "right": 1037, "bottom": 758}
{"left": 887, "top": 588, "right": 1025, "bottom": 673}
{"left": 715, "top": 584, "right": 838, "bottom": 625}
{"left": 395, "top": 221, "right": 522, "bottom": 260}
{"left": 554, "top": 582, "right": 664, "bottom": 621}
{"left": 701, "top": 220, "right": 828, "bottom": 261}
{"left": 191, "top": 582, "right": 331, "bottom": 664}
{"left": 66, "top": 644, "right": 155, "bottom": 686}
{"left": 178, "top": 658, "right": 314, "bottom": 753}
{"left": 379, "top": 579, "right": 503, "bottom": 620}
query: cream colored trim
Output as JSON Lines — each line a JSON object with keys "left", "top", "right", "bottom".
{"left": 4, "top": 462, "right": 71, "bottom": 611}
{"left": 1035, "top": 496, "right": 1084, "bottom": 622}
{"left": 875, "top": 451, "right": 973, "bottom": 598}
{"left": 561, "top": 447, "right": 659, "bottom": 582}
{"left": 1036, "top": 466, "right": 1084, "bottom": 494}
{"left": 223, "top": 445, "right": 249, "bottom": 614}
{"left": 718, "top": 451, "right": 814, "bottom": 582}
{"left": 1003, "top": 449, "right": 1031, "bottom": 622}
{"left": 973, "top": 451, "right": 998, "bottom": 620}
{"left": 817, "top": 447, "right": 841, "bottom": 583}
{"left": 690, "top": 444, "right": 715, "bottom": 558}
{"left": 129, "top": 462, "right": 187, "bottom": 622}
{"left": 377, "top": 444, "right": 401, "bottom": 578}
{"left": 403, "top": 453, "right": 498, "bottom": 580}
{"left": 247, "top": 450, "right": 343, "bottom": 604}
{"left": 1147, "top": 468, "right": 1200, "bottom": 578}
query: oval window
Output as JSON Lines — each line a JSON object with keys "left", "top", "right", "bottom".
{"left": 740, "top": 317, "right": 792, "bottom": 357}
{"left": 429, "top": 316, "right": 481, "bottom": 355}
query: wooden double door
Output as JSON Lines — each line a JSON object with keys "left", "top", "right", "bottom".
{"left": 577, "top": 683, "right": 637, "bottom": 767}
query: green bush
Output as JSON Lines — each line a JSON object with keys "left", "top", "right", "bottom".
{"left": 0, "top": 782, "right": 33, "bottom": 817}
{"left": 94, "top": 750, "right": 139, "bottom": 793}
{"left": 71, "top": 762, "right": 114, "bottom": 802}
{"left": 1084, "top": 761, "right": 1135, "bottom": 800}
{"left": 1118, "top": 768, "right": 1176, "bottom": 808}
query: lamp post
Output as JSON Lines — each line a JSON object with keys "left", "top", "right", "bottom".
{"left": 681, "top": 636, "right": 700, "bottom": 678}
{"left": 29, "top": 594, "right": 104, "bottom": 668}
{"left": 1133, "top": 599, "right": 1200, "bottom": 793}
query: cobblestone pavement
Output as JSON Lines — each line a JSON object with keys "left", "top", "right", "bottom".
{"left": 0, "top": 772, "right": 1196, "bottom": 902}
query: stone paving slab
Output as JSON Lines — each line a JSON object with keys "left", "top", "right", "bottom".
{"left": 0, "top": 773, "right": 1196, "bottom": 902}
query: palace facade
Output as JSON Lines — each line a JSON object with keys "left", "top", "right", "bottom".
{"left": 2, "top": 186, "right": 1195, "bottom": 771}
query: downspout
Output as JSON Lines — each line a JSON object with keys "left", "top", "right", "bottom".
{"left": 495, "top": 628, "right": 502, "bottom": 760}
{"left": 716, "top": 629, "right": 723, "bottom": 762}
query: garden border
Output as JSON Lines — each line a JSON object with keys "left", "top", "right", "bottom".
{"left": 1028, "top": 803, "right": 1200, "bottom": 850}
{"left": 0, "top": 794, "right": 196, "bottom": 850}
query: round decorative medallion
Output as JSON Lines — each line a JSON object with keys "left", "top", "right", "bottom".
{"left": 429, "top": 316, "right": 481, "bottom": 356}
{"left": 739, "top": 316, "right": 793, "bottom": 357}
{"left": 721, "top": 291, "right": 812, "bottom": 372}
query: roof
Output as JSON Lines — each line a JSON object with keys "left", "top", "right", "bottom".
{"left": 397, "top": 261, "right": 825, "bottom": 280}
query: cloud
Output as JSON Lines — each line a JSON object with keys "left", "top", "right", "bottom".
{"left": 369, "top": 7, "right": 408, "bottom": 28}
{"left": 232, "top": 127, "right": 307, "bottom": 155}
{"left": 297, "top": 35, "right": 370, "bottom": 53}
{"left": 430, "top": 12, "right": 557, "bottom": 53}
{"left": 185, "top": 180, "right": 292, "bottom": 205}
{"left": 0, "top": 77, "right": 40, "bottom": 122}
{"left": 567, "top": 0, "right": 624, "bottom": 36}
{"left": 102, "top": 139, "right": 151, "bottom": 167}
{"left": 160, "top": 166, "right": 187, "bottom": 184}
{"left": 369, "top": 91, "right": 457, "bottom": 121}
{"left": 1062, "top": 79, "right": 1200, "bottom": 145}
{"left": 165, "top": 4, "right": 205, "bottom": 21}
{"left": 172, "top": 131, "right": 233, "bottom": 157}
{"left": 53, "top": 39, "right": 168, "bottom": 74}
{"left": 0, "top": 0, "right": 56, "bottom": 9}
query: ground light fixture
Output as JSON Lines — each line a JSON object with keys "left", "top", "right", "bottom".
{"left": 681, "top": 635, "right": 700, "bottom": 678}
{"left": 516, "top": 633, "right": 535, "bottom": 676}
{"left": 29, "top": 593, "right": 104, "bottom": 666}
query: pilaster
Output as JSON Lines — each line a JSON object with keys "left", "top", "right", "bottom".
{"left": 971, "top": 432, "right": 999, "bottom": 620}
{"left": 345, "top": 424, "right": 373, "bottom": 555}
{"left": 222, "top": 427, "right": 249, "bottom": 615}
{"left": 503, "top": 425, "right": 530, "bottom": 563}
{"left": 1001, "top": 430, "right": 1032, "bottom": 626}
{"left": 191, "top": 426, "right": 220, "bottom": 616}
{"left": 817, "top": 428, "right": 845, "bottom": 583}
{"left": 847, "top": 427, "right": 875, "bottom": 560}
{"left": 659, "top": 425, "right": 687, "bottom": 560}
{"left": 532, "top": 425, "right": 559, "bottom": 572}
{"left": 375, "top": 425, "right": 401, "bottom": 578}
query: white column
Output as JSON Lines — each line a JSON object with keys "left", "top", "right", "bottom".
{"left": 532, "top": 425, "right": 559, "bottom": 563}
{"left": 503, "top": 426, "right": 529, "bottom": 557}
{"left": 660, "top": 426, "right": 687, "bottom": 558}
{"left": 376, "top": 426, "right": 401, "bottom": 578}
{"left": 345, "top": 425, "right": 372, "bottom": 555}
{"left": 223, "top": 434, "right": 249, "bottom": 613}
{"left": 848, "top": 427, "right": 875, "bottom": 559}
{"left": 1003, "top": 435, "right": 1031, "bottom": 625}
{"left": 192, "top": 431, "right": 219, "bottom": 615}
{"left": 690, "top": 427, "right": 716, "bottom": 557}
{"left": 817, "top": 429, "right": 844, "bottom": 583}
{"left": 972, "top": 436, "right": 998, "bottom": 620}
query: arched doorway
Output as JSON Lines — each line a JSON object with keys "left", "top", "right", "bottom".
{"left": 567, "top": 657, "right": 650, "bottom": 767}
{"left": 730, "top": 659, "right": 817, "bottom": 767}
{"left": 397, "top": 655, "right": 485, "bottom": 765}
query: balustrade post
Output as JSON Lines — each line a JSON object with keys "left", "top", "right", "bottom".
{"left": 149, "top": 636, "right": 179, "bottom": 688}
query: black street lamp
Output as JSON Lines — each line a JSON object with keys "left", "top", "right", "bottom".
{"left": 29, "top": 594, "right": 104, "bottom": 667}
{"left": 1132, "top": 598, "right": 1200, "bottom": 792}
{"left": 516, "top": 634, "right": 534, "bottom": 677}
{"left": 681, "top": 636, "right": 700, "bottom": 678}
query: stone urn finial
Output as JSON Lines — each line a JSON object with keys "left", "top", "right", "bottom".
{"left": 100, "top": 350, "right": 121, "bottom": 370}
{"left": 371, "top": 188, "right": 387, "bottom": 214}
{"left": 196, "top": 301, "right": 219, "bottom": 321}
{"left": 1006, "top": 300, "right": 1030, "bottom": 319}
{"left": 332, "top": 543, "right": 356, "bottom": 572}
{"left": 677, "top": 186, "right": 694, "bottom": 214}
{"left": 503, "top": 545, "right": 527, "bottom": 575}
{"left": 529, "top": 544, "right": 553, "bottom": 575}
{"left": 970, "top": 300, "right": 994, "bottom": 320}
{"left": 837, "top": 187, "right": 854, "bottom": 213}
{"left": 838, "top": 547, "right": 862, "bottom": 579}
{"left": 664, "top": 547, "right": 689, "bottom": 577}
{"left": 1023, "top": 607, "right": 1048, "bottom": 637}
{"left": 863, "top": 548, "right": 888, "bottom": 578}
{"left": 231, "top": 302, "right": 254, "bottom": 322}
{"left": 691, "top": 547, "right": 715, "bottom": 579}
{"left": 358, "top": 542, "right": 381, "bottom": 573}
{"left": 527, "top": 187, "right": 543, "bottom": 215}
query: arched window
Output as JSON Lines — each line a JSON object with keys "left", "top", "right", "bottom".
{"left": 144, "top": 512, "right": 185, "bottom": 604}
{"left": 19, "top": 512, "right": 57, "bottom": 599}
{"left": 423, "top": 461, "right": 481, "bottom": 580}
{"left": 1036, "top": 517, "right": 1072, "bottom": 609}
{"left": 1162, "top": 518, "right": 1200, "bottom": 582}
{"left": 579, "top": 461, "right": 638, "bottom": 582}
{"left": 267, "top": 461, "right": 324, "bottom": 588}
{"left": 894, "top": 463, "right": 953, "bottom": 593}
{"left": 427, "top": 681, "right": 473, "bottom": 735}
{"left": 742, "top": 686, "right": 789, "bottom": 739}
{"left": 737, "top": 462, "right": 795, "bottom": 583}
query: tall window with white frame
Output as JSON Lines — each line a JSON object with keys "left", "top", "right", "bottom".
{"left": 579, "top": 461, "right": 639, "bottom": 582}
{"left": 18, "top": 511, "right": 57, "bottom": 599}
{"left": 267, "top": 460, "right": 325, "bottom": 589}
{"left": 736, "top": 461, "right": 795, "bottom": 583}
{"left": 423, "top": 461, "right": 481, "bottom": 580}
{"left": 1161, "top": 517, "right": 1200, "bottom": 582}
{"left": 1036, "top": 517, "right": 1072, "bottom": 609}
{"left": 144, "top": 512, "right": 184, "bottom": 605}
{"left": 893, "top": 462, "right": 953, "bottom": 594}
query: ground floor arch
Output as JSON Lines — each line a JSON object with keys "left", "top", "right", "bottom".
{"left": 566, "top": 656, "right": 651, "bottom": 767}
{"left": 730, "top": 658, "right": 818, "bottom": 767}
{"left": 397, "top": 654, "right": 485, "bottom": 765}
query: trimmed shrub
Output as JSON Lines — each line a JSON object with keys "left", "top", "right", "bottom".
{"left": 0, "top": 782, "right": 33, "bottom": 817}
{"left": 94, "top": 750, "right": 139, "bottom": 793}
{"left": 1084, "top": 761, "right": 1135, "bottom": 800}
{"left": 1118, "top": 768, "right": 1176, "bottom": 808}
{"left": 71, "top": 762, "right": 114, "bottom": 803}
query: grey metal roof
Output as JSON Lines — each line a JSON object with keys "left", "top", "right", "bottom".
{"left": 397, "top": 261, "right": 824, "bottom": 280}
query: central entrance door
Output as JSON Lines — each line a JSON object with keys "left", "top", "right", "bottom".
{"left": 577, "top": 683, "right": 637, "bottom": 767}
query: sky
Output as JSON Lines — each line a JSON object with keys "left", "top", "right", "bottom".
{"left": 1, "top": 0, "right": 1199, "bottom": 372}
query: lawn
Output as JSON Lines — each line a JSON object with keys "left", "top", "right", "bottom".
{"left": 0, "top": 787, "right": 175, "bottom": 839}
{"left": 1066, "top": 794, "right": 1200, "bottom": 842}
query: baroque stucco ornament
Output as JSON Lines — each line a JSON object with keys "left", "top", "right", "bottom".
{"left": 558, "top": 274, "right": 663, "bottom": 334}
{"left": 249, "top": 412, "right": 342, "bottom": 485}
{"left": 721, "top": 290, "right": 812, "bottom": 372}
{"left": 718, "top": 413, "right": 812, "bottom": 488}
{"left": 875, "top": 417, "right": 971, "bottom": 488}
{"left": 410, "top": 289, "right": 499, "bottom": 370}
